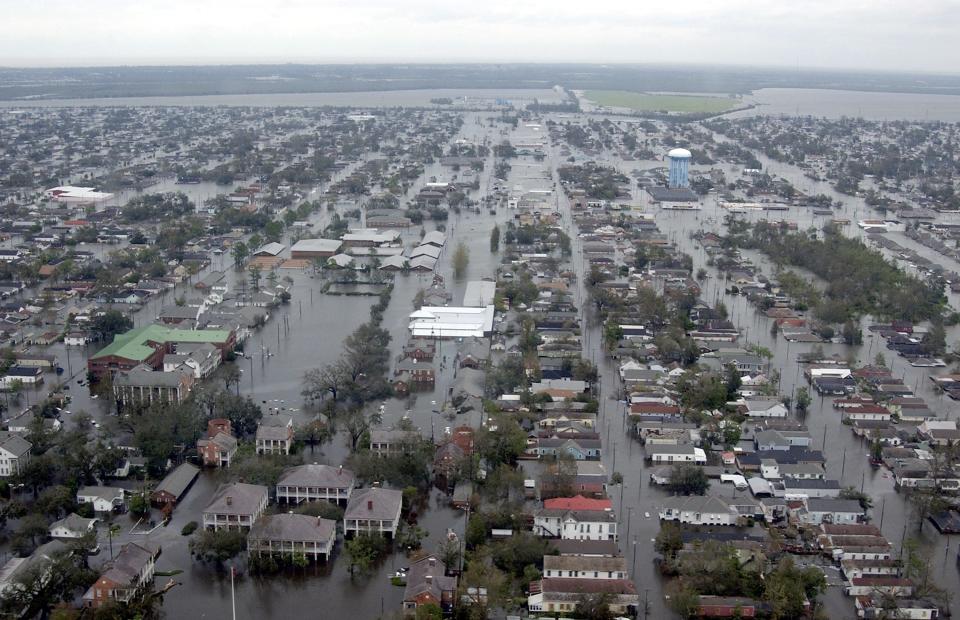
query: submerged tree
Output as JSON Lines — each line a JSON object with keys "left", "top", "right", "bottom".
{"left": 453, "top": 242, "right": 470, "bottom": 279}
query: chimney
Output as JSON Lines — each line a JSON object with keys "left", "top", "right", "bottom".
{"left": 226, "top": 496, "right": 233, "bottom": 506}
{"left": 317, "top": 516, "right": 322, "bottom": 526}
{"left": 428, "top": 558, "right": 436, "bottom": 567}
{"left": 425, "top": 575, "right": 433, "bottom": 584}
{"left": 338, "top": 465, "right": 343, "bottom": 475}
{"left": 367, "top": 500, "right": 373, "bottom": 511}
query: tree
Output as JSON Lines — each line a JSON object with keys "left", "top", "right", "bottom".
{"left": 230, "top": 241, "right": 249, "bottom": 268}
{"left": 764, "top": 557, "right": 826, "bottom": 620}
{"left": 189, "top": 529, "right": 246, "bottom": 564}
{"left": 415, "top": 603, "right": 442, "bottom": 620}
{"left": 667, "top": 463, "right": 710, "bottom": 496}
{"left": 574, "top": 593, "right": 616, "bottom": 620}
{"left": 90, "top": 310, "right": 133, "bottom": 342}
{"left": 475, "top": 413, "right": 527, "bottom": 468}
{"left": 397, "top": 523, "right": 428, "bottom": 550}
{"left": 794, "top": 386, "right": 812, "bottom": 415}
{"left": 249, "top": 265, "right": 262, "bottom": 292}
{"left": 459, "top": 548, "right": 509, "bottom": 619}
{"left": 344, "top": 533, "right": 387, "bottom": 574}
{"left": 453, "top": 242, "right": 469, "bottom": 280}
{"left": 0, "top": 547, "right": 94, "bottom": 618}
{"left": 842, "top": 320, "right": 863, "bottom": 345}
{"left": 655, "top": 522, "right": 684, "bottom": 559}
{"left": 839, "top": 486, "right": 873, "bottom": 511}
{"left": 666, "top": 582, "right": 701, "bottom": 619}
{"left": 489, "top": 225, "right": 500, "bottom": 252}
{"left": 438, "top": 537, "right": 461, "bottom": 572}
{"left": 220, "top": 363, "right": 241, "bottom": 393}
{"left": 294, "top": 500, "right": 344, "bottom": 521}
{"left": 924, "top": 321, "right": 947, "bottom": 356}
{"left": 908, "top": 488, "right": 950, "bottom": 533}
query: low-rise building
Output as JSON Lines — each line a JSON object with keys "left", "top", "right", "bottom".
{"left": 534, "top": 496, "right": 617, "bottom": 541}
{"left": 645, "top": 443, "right": 707, "bottom": 464}
{"left": 113, "top": 365, "right": 195, "bottom": 406}
{"left": 344, "top": 487, "right": 402, "bottom": 538}
{"left": 276, "top": 464, "right": 356, "bottom": 505}
{"left": 150, "top": 462, "right": 200, "bottom": 508}
{"left": 197, "top": 419, "right": 238, "bottom": 468}
{"left": 0, "top": 432, "right": 31, "bottom": 477}
{"left": 49, "top": 513, "right": 97, "bottom": 539}
{"left": 247, "top": 514, "right": 337, "bottom": 561}
{"left": 402, "top": 555, "right": 457, "bottom": 617}
{"left": 255, "top": 416, "right": 294, "bottom": 455}
{"left": 202, "top": 483, "right": 268, "bottom": 531}
{"left": 82, "top": 542, "right": 159, "bottom": 609}
{"left": 542, "top": 555, "right": 627, "bottom": 580}
{"left": 799, "top": 498, "right": 865, "bottom": 526}
{"left": 77, "top": 486, "right": 125, "bottom": 514}
{"left": 528, "top": 578, "right": 638, "bottom": 615}
{"left": 659, "top": 495, "right": 738, "bottom": 526}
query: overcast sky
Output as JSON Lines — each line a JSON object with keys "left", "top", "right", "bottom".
{"left": 2, "top": 0, "right": 956, "bottom": 73}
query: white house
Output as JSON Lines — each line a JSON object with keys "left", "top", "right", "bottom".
{"left": 799, "top": 498, "right": 864, "bottom": 525}
{"left": 659, "top": 495, "right": 738, "bottom": 526}
{"left": 77, "top": 486, "right": 125, "bottom": 514}
{"left": 645, "top": 444, "right": 706, "bottom": 464}
{"left": 0, "top": 433, "right": 31, "bottom": 477}
{"left": 742, "top": 399, "right": 789, "bottom": 418}
{"left": 49, "top": 513, "right": 97, "bottom": 539}
{"left": 534, "top": 496, "right": 617, "bottom": 541}
{"left": 542, "top": 555, "right": 627, "bottom": 580}
{"left": 344, "top": 487, "right": 403, "bottom": 539}
{"left": 202, "top": 483, "right": 269, "bottom": 531}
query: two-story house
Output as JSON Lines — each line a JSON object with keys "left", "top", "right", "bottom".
{"left": 276, "top": 464, "right": 356, "bottom": 506}
{"left": 402, "top": 555, "right": 457, "bottom": 617}
{"left": 0, "top": 432, "right": 31, "bottom": 477}
{"left": 82, "top": 542, "right": 160, "bottom": 609}
{"left": 202, "top": 483, "right": 268, "bottom": 531}
{"left": 344, "top": 487, "right": 403, "bottom": 539}
{"left": 197, "top": 418, "right": 238, "bottom": 467}
{"left": 247, "top": 514, "right": 337, "bottom": 562}
{"left": 534, "top": 496, "right": 617, "bottom": 541}
{"left": 542, "top": 555, "right": 627, "bottom": 580}
{"left": 255, "top": 416, "right": 294, "bottom": 455}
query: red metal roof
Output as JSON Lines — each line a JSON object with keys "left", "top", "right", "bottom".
{"left": 544, "top": 495, "right": 612, "bottom": 511}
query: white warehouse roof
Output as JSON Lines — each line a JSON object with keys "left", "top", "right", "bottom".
{"left": 409, "top": 306, "right": 495, "bottom": 338}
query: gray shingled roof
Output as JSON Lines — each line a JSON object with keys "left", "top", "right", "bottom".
{"left": 248, "top": 514, "right": 335, "bottom": 544}
{"left": 345, "top": 487, "right": 402, "bottom": 521}
{"left": 152, "top": 462, "right": 199, "bottom": 499}
{"left": 204, "top": 482, "right": 267, "bottom": 516}
{"left": 278, "top": 464, "right": 355, "bottom": 489}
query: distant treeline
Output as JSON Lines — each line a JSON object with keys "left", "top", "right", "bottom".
{"left": 3, "top": 63, "right": 960, "bottom": 101}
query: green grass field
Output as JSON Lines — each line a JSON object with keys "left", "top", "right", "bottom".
{"left": 585, "top": 91, "right": 738, "bottom": 114}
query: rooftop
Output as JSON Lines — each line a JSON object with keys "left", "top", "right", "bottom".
{"left": 91, "top": 324, "right": 231, "bottom": 362}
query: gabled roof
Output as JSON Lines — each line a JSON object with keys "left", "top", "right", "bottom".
{"left": 544, "top": 495, "right": 611, "bottom": 512}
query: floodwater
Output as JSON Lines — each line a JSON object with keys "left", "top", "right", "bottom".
{"left": 29, "top": 101, "right": 960, "bottom": 619}
{"left": 0, "top": 88, "right": 563, "bottom": 109}
{"left": 730, "top": 87, "right": 960, "bottom": 122}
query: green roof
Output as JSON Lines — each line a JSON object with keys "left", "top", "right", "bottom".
{"left": 91, "top": 324, "right": 231, "bottom": 362}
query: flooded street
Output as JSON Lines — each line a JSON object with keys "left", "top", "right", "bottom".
{"left": 8, "top": 97, "right": 957, "bottom": 620}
